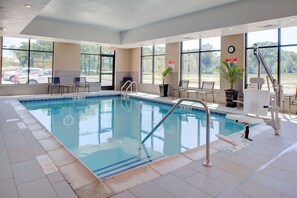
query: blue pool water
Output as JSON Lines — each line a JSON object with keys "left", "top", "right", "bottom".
{"left": 21, "top": 95, "right": 245, "bottom": 179}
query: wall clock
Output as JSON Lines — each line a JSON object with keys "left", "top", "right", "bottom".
{"left": 228, "top": 45, "right": 235, "bottom": 54}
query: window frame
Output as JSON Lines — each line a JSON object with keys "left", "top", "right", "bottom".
{"left": 1, "top": 37, "right": 54, "bottom": 84}
{"left": 80, "top": 45, "right": 115, "bottom": 90}
{"left": 141, "top": 45, "right": 166, "bottom": 84}
{"left": 180, "top": 38, "right": 221, "bottom": 89}
{"left": 245, "top": 27, "right": 297, "bottom": 94}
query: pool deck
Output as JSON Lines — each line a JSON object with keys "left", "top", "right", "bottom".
{"left": 0, "top": 91, "right": 296, "bottom": 198}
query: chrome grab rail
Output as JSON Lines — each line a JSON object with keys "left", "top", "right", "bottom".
{"left": 125, "top": 81, "right": 138, "bottom": 97}
{"left": 120, "top": 80, "right": 132, "bottom": 96}
{"left": 141, "top": 98, "right": 212, "bottom": 167}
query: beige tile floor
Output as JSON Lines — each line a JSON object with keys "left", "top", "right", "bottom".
{"left": 0, "top": 91, "right": 296, "bottom": 198}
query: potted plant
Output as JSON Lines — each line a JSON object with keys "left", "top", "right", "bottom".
{"left": 159, "top": 67, "right": 173, "bottom": 97}
{"left": 220, "top": 58, "right": 244, "bottom": 107}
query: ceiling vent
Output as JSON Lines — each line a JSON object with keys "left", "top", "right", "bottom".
{"left": 183, "top": 36, "right": 195, "bottom": 40}
{"left": 258, "top": 24, "right": 278, "bottom": 29}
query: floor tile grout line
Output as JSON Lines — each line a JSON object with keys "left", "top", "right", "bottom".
{"left": 216, "top": 141, "right": 297, "bottom": 198}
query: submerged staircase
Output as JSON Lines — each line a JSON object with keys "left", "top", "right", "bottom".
{"left": 93, "top": 153, "right": 163, "bottom": 179}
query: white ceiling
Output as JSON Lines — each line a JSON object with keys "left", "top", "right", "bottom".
{"left": 0, "top": 0, "right": 296, "bottom": 48}
{"left": 0, "top": 0, "right": 50, "bottom": 37}
{"left": 38, "top": 0, "right": 239, "bottom": 31}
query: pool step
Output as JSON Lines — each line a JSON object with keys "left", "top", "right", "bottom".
{"left": 93, "top": 154, "right": 163, "bottom": 179}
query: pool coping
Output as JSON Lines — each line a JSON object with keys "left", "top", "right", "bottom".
{"left": 12, "top": 91, "right": 267, "bottom": 197}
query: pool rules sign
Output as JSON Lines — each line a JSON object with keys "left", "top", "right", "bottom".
{"left": 168, "top": 60, "right": 175, "bottom": 70}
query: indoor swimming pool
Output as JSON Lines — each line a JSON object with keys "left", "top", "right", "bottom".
{"left": 21, "top": 95, "right": 246, "bottom": 179}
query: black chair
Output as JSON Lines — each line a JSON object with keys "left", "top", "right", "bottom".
{"left": 48, "top": 77, "right": 61, "bottom": 94}
{"left": 74, "top": 77, "right": 90, "bottom": 93}
{"left": 120, "top": 76, "right": 133, "bottom": 89}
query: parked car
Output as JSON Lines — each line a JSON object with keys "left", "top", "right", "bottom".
{"left": 16, "top": 69, "right": 52, "bottom": 84}
{"left": 2, "top": 68, "right": 24, "bottom": 81}
{"left": 4, "top": 67, "right": 42, "bottom": 82}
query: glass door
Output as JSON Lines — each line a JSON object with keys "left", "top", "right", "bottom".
{"left": 101, "top": 56, "right": 114, "bottom": 90}
{"left": 80, "top": 54, "right": 100, "bottom": 82}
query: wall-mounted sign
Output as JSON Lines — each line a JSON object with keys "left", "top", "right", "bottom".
{"left": 226, "top": 57, "right": 237, "bottom": 62}
{"left": 168, "top": 60, "right": 176, "bottom": 69}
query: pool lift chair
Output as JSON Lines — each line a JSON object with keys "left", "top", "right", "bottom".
{"left": 216, "top": 43, "right": 283, "bottom": 147}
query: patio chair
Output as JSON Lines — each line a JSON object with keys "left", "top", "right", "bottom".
{"left": 289, "top": 86, "right": 297, "bottom": 115}
{"left": 197, "top": 81, "right": 215, "bottom": 102}
{"left": 74, "top": 77, "right": 90, "bottom": 93}
{"left": 48, "top": 77, "right": 61, "bottom": 94}
{"left": 172, "top": 80, "right": 189, "bottom": 98}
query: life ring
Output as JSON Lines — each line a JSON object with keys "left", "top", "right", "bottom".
{"left": 63, "top": 114, "right": 75, "bottom": 126}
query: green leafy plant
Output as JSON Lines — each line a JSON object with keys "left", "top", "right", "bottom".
{"left": 161, "top": 67, "right": 173, "bottom": 84}
{"left": 220, "top": 60, "right": 244, "bottom": 90}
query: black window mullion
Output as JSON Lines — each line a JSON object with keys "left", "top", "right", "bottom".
{"left": 198, "top": 39, "right": 202, "bottom": 88}
{"left": 245, "top": 33, "right": 248, "bottom": 88}
{"left": 180, "top": 43, "right": 183, "bottom": 81}
{"left": 0, "top": 37, "right": 2, "bottom": 84}
{"left": 140, "top": 48, "right": 143, "bottom": 83}
{"left": 277, "top": 28, "right": 281, "bottom": 84}
{"left": 152, "top": 46, "right": 155, "bottom": 84}
{"left": 99, "top": 54, "right": 102, "bottom": 83}
{"left": 27, "top": 39, "right": 31, "bottom": 84}
{"left": 52, "top": 42, "right": 55, "bottom": 78}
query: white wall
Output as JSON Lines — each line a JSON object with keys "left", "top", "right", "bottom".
{"left": 115, "top": 48, "right": 131, "bottom": 90}
{"left": 54, "top": 42, "right": 80, "bottom": 84}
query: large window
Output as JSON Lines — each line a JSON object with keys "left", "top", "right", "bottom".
{"left": 246, "top": 27, "right": 297, "bottom": 94}
{"left": 1, "top": 37, "right": 53, "bottom": 84}
{"left": 141, "top": 44, "right": 166, "bottom": 84}
{"left": 80, "top": 45, "right": 115, "bottom": 89}
{"left": 181, "top": 37, "right": 221, "bottom": 89}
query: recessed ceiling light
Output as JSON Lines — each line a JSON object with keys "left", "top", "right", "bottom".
{"left": 24, "top": 4, "right": 32, "bottom": 8}
{"left": 16, "top": 19, "right": 22, "bottom": 22}
{"left": 229, "top": 28, "right": 234, "bottom": 31}
{"left": 290, "top": 18, "right": 296, "bottom": 21}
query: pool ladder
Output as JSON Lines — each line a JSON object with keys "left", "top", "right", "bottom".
{"left": 121, "top": 80, "right": 138, "bottom": 98}
{"left": 141, "top": 98, "right": 212, "bottom": 167}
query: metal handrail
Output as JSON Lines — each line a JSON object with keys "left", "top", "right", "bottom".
{"left": 120, "top": 80, "right": 132, "bottom": 96}
{"left": 141, "top": 98, "right": 212, "bottom": 167}
{"left": 125, "top": 81, "right": 138, "bottom": 95}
